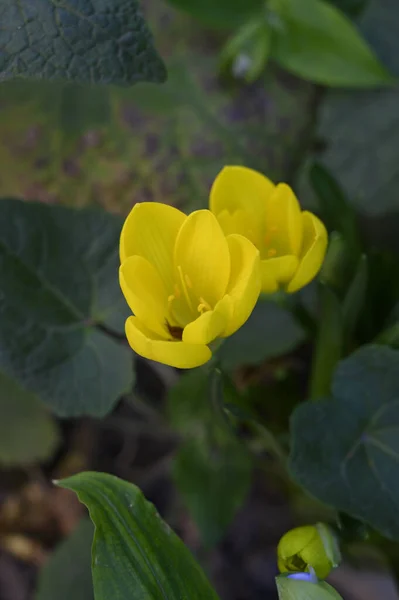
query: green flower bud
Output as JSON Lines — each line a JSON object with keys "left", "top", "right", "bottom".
{"left": 276, "top": 573, "right": 343, "bottom": 600}
{"left": 219, "top": 19, "right": 271, "bottom": 83}
{"left": 277, "top": 523, "right": 341, "bottom": 579}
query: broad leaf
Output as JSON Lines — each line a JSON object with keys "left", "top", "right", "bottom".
{"left": 305, "top": 0, "right": 399, "bottom": 216}
{"left": 169, "top": 369, "right": 252, "bottom": 546}
{"left": 270, "top": 0, "right": 392, "bottom": 86}
{"left": 218, "top": 298, "right": 305, "bottom": 370}
{"left": 164, "top": 0, "right": 264, "bottom": 29}
{"left": 0, "top": 371, "right": 59, "bottom": 465}
{"left": 0, "top": 0, "right": 166, "bottom": 85}
{"left": 290, "top": 345, "right": 399, "bottom": 540}
{"left": 35, "top": 518, "right": 94, "bottom": 600}
{"left": 173, "top": 437, "right": 252, "bottom": 547}
{"left": 59, "top": 472, "right": 221, "bottom": 600}
{"left": 0, "top": 199, "right": 133, "bottom": 417}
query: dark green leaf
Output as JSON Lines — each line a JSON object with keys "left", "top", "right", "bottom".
{"left": 270, "top": 0, "right": 392, "bottom": 86}
{"left": 35, "top": 518, "right": 94, "bottom": 600}
{"left": 290, "top": 344, "right": 399, "bottom": 540}
{"left": 173, "top": 436, "right": 252, "bottom": 546}
{"left": 0, "top": 0, "right": 166, "bottom": 85}
{"left": 218, "top": 298, "right": 305, "bottom": 370}
{"left": 59, "top": 472, "right": 221, "bottom": 600}
{"left": 0, "top": 371, "right": 59, "bottom": 465}
{"left": 310, "top": 0, "right": 399, "bottom": 216}
{"left": 168, "top": 369, "right": 252, "bottom": 545}
{"left": 0, "top": 199, "right": 133, "bottom": 417}
{"left": 329, "top": 0, "right": 368, "bottom": 17}
{"left": 342, "top": 254, "right": 368, "bottom": 339}
{"left": 163, "top": 0, "right": 264, "bottom": 29}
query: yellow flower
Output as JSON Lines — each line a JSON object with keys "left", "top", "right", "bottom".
{"left": 119, "top": 202, "right": 261, "bottom": 368}
{"left": 210, "top": 166, "right": 328, "bottom": 293}
{"left": 277, "top": 524, "right": 341, "bottom": 580}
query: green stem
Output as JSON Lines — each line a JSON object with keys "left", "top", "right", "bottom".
{"left": 309, "top": 285, "right": 343, "bottom": 400}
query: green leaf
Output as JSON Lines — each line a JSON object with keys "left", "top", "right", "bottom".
{"left": 173, "top": 436, "right": 252, "bottom": 547}
{"left": 0, "top": 0, "right": 166, "bottom": 85}
{"left": 35, "top": 518, "right": 94, "bottom": 600}
{"left": 218, "top": 298, "right": 305, "bottom": 370}
{"left": 0, "top": 198, "right": 133, "bottom": 417}
{"left": 276, "top": 574, "right": 343, "bottom": 600}
{"left": 290, "top": 344, "right": 399, "bottom": 541}
{"left": 270, "top": 0, "right": 392, "bottom": 86}
{"left": 59, "top": 471, "right": 221, "bottom": 600}
{"left": 163, "top": 0, "right": 264, "bottom": 29}
{"left": 168, "top": 370, "right": 252, "bottom": 545}
{"left": 0, "top": 370, "right": 59, "bottom": 466}
{"left": 307, "top": 0, "right": 399, "bottom": 216}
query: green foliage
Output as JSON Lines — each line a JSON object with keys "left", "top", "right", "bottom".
{"left": 0, "top": 0, "right": 166, "bottom": 85}
{"left": 311, "top": 0, "right": 399, "bottom": 216}
{"left": 0, "top": 199, "right": 133, "bottom": 417}
{"left": 270, "top": 0, "right": 392, "bottom": 86}
{"left": 169, "top": 369, "right": 252, "bottom": 545}
{"left": 0, "top": 371, "right": 59, "bottom": 465}
{"left": 59, "top": 472, "right": 221, "bottom": 600}
{"left": 35, "top": 518, "right": 94, "bottom": 600}
{"left": 163, "top": 0, "right": 264, "bottom": 29}
{"left": 218, "top": 298, "right": 306, "bottom": 370}
{"left": 290, "top": 345, "right": 399, "bottom": 540}
{"left": 220, "top": 19, "right": 271, "bottom": 83}
{"left": 276, "top": 574, "right": 343, "bottom": 600}
{"left": 329, "top": 0, "right": 368, "bottom": 17}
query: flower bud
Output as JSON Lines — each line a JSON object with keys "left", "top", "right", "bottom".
{"left": 219, "top": 19, "right": 271, "bottom": 83}
{"left": 277, "top": 523, "right": 341, "bottom": 580}
{"left": 276, "top": 573, "right": 343, "bottom": 600}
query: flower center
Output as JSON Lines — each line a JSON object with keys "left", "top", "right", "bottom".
{"left": 166, "top": 266, "right": 213, "bottom": 334}
{"left": 262, "top": 226, "right": 279, "bottom": 259}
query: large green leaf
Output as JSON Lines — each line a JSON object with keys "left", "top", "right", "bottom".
{"left": 218, "top": 298, "right": 305, "bottom": 370}
{"left": 0, "top": 370, "right": 59, "bottom": 465}
{"left": 35, "top": 518, "right": 94, "bottom": 600}
{"left": 168, "top": 369, "right": 252, "bottom": 546}
{"left": 163, "top": 0, "right": 264, "bottom": 29}
{"left": 289, "top": 345, "right": 399, "bottom": 540}
{"left": 0, "top": 0, "right": 166, "bottom": 85}
{"left": 270, "top": 0, "right": 392, "bottom": 86}
{"left": 59, "top": 472, "right": 221, "bottom": 600}
{"left": 0, "top": 199, "right": 132, "bottom": 417}
{"left": 305, "top": 0, "right": 399, "bottom": 216}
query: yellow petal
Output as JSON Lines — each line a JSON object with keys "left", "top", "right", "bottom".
{"left": 210, "top": 166, "right": 274, "bottom": 239}
{"left": 223, "top": 234, "right": 261, "bottom": 337}
{"left": 120, "top": 202, "right": 186, "bottom": 291}
{"left": 260, "top": 262, "right": 279, "bottom": 294}
{"left": 174, "top": 210, "right": 230, "bottom": 307}
{"left": 264, "top": 183, "right": 303, "bottom": 257}
{"left": 286, "top": 212, "right": 328, "bottom": 293}
{"left": 183, "top": 296, "right": 233, "bottom": 345}
{"left": 126, "top": 317, "right": 212, "bottom": 368}
{"left": 119, "top": 256, "right": 169, "bottom": 338}
{"left": 262, "top": 255, "right": 299, "bottom": 291}
{"left": 216, "top": 208, "right": 261, "bottom": 247}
